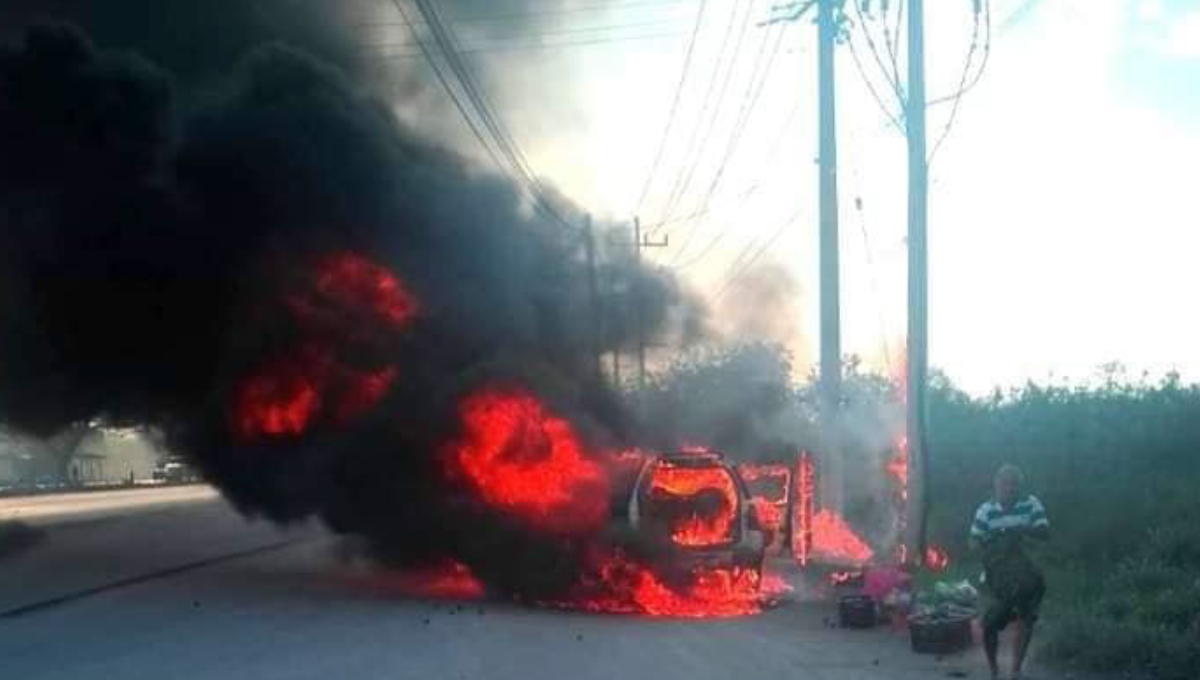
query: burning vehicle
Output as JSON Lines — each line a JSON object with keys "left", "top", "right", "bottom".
{"left": 627, "top": 451, "right": 768, "bottom": 579}
{"left": 0, "top": 21, "right": 805, "bottom": 619}
{"left": 737, "top": 462, "right": 792, "bottom": 554}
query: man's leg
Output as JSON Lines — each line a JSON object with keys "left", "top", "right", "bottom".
{"left": 1011, "top": 576, "right": 1045, "bottom": 679}
{"left": 983, "top": 623, "right": 1001, "bottom": 680}
{"left": 1012, "top": 617, "right": 1035, "bottom": 679}
{"left": 982, "top": 600, "right": 1009, "bottom": 680}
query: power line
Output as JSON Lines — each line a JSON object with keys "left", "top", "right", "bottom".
{"left": 409, "top": 0, "right": 577, "bottom": 231}
{"left": 655, "top": 0, "right": 756, "bottom": 227}
{"left": 357, "top": 0, "right": 693, "bottom": 27}
{"left": 928, "top": 0, "right": 991, "bottom": 163}
{"left": 882, "top": 0, "right": 905, "bottom": 91}
{"left": 851, "top": 0, "right": 906, "bottom": 105}
{"left": 666, "top": 91, "right": 803, "bottom": 272}
{"left": 360, "top": 17, "right": 688, "bottom": 48}
{"left": 845, "top": 28, "right": 906, "bottom": 133}
{"left": 632, "top": 0, "right": 710, "bottom": 220}
{"left": 708, "top": 211, "right": 800, "bottom": 303}
{"left": 368, "top": 30, "right": 690, "bottom": 58}
{"left": 848, "top": 180, "right": 894, "bottom": 377}
{"left": 666, "top": 17, "right": 792, "bottom": 265}
{"left": 385, "top": 0, "right": 508, "bottom": 175}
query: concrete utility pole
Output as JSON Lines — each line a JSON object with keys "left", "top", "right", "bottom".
{"left": 905, "top": 0, "right": 930, "bottom": 564}
{"left": 816, "top": 0, "right": 844, "bottom": 514}
{"left": 762, "top": 0, "right": 842, "bottom": 512}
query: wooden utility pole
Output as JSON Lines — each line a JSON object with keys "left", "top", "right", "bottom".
{"left": 905, "top": 0, "right": 930, "bottom": 564}
{"left": 608, "top": 222, "right": 668, "bottom": 395}
{"left": 817, "top": 0, "right": 844, "bottom": 513}
{"left": 634, "top": 216, "right": 647, "bottom": 398}
{"left": 584, "top": 214, "right": 602, "bottom": 380}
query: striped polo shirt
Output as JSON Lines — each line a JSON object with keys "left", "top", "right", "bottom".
{"left": 970, "top": 495, "right": 1049, "bottom": 540}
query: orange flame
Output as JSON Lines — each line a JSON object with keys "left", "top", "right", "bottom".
{"left": 741, "top": 463, "right": 790, "bottom": 552}
{"left": 368, "top": 559, "right": 485, "bottom": 601}
{"left": 231, "top": 346, "right": 400, "bottom": 441}
{"left": 924, "top": 545, "right": 950, "bottom": 571}
{"left": 445, "top": 388, "right": 610, "bottom": 534}
{"left": 811, "top": 509, "right": 874, "bottom": 565}
{"left": 793, "top": 452, "right": 816, "bottom": 566}
{"left": 647, "top": 463, "right": 738, "bottom": 547}
{"left": 311, "top": 251, "right": 420, "bottom": 331}
{"left": 578, "top": 553, "right": 762, "bottom": 618}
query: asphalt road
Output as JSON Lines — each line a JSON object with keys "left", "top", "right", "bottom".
{"left": 0, "top": 489, "right": 1003, "bottom": 680}
{"left": 0, "top": 485, "right": 218, "bottom": 525}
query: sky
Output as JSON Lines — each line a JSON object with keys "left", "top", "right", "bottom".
{"left": 366, "top": 0, "right": 1200, "bottom": 394}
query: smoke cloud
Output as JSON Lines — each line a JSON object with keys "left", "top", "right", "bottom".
{"left": 0, "top": 13, "right": 700, "bottom": 599}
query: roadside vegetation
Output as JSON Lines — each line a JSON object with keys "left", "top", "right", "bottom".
{"left": 927, "top": 369, "right": 1200, "bottom": 680}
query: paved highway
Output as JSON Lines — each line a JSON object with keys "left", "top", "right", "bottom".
{"left": 0, "top": 485, "right": 218, "bottom": 525}
{"left": 0, "top": 488, "right": 1010, "bottom": 680}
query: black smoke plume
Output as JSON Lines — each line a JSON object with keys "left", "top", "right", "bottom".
{"left": 0, "top": 18, "right": 699, "bottom": 599}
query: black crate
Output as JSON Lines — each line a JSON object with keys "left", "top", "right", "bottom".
{"left": 838, "top": 594, "right": 878, "bottom": 629}
{"left": 909, "top": 614, "right": 973, "bottom": 654}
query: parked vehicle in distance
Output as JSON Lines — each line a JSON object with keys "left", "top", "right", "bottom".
{"left": 152, "top": 458, "right": 201, "bottom": 484}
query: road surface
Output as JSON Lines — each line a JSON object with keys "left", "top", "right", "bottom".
{"left": 0, "top": 488, "right": 1014, "bottom": 680}
{"left": 0, "top": 485, "right": 218, "bottom": 525}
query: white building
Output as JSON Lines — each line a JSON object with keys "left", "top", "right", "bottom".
{"left": 71, "top": 428, "right": 166, "bottom": 484}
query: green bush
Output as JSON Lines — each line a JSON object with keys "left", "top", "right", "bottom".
{"left": 924, "top": 372, "right": 1200, "bottom": 678}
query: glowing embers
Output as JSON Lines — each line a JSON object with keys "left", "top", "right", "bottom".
{"left": 579, "top": 553, "right": 762, "bottom": 618}
{"left": 364, "top": 559, "right": 485, "bottom": 601}
{"left": 445, "top": 388, "right": 611, "bottom": 534}
{"left": 645, "top": 461, "right": 738, "bottom": 547}
{"left": 231, "top": 345, "right": 398, "bottom": 441}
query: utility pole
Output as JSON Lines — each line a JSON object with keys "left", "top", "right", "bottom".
{"left": 762, "top": 0, "right": 841, "bottom": 512}
{"left": 817, "top": 0, "right": 844, "bottom": 514}
{"left": 584, "top": 214, "right": 602, "bottom": 380}
{"left": 634, "top": 216, "right": 647, "bottom": 398}
{"left": 905, "top": 0, "right": 930, "bottom": 565}
{"left": 607, "top": 222, "right": 668, "bottom": 396}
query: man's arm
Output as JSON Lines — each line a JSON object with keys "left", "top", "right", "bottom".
{"left": 968, "top": 504, "right": 991, "bottom": 551}
{"left": 1021, "top": 495, "right": 1050, "bottom": 541}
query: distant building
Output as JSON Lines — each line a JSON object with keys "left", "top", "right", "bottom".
{"left": 0, "top": 429, "right": 43, "bottom": 486}
{"left": 72, "top": 428, "right": 166, "bottom": 484}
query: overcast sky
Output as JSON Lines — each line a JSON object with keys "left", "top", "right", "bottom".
{"left": 371, "top": 0, "right": 1200, "bottom": 394}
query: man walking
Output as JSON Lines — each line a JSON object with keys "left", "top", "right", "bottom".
{"left": 969, "top": 464, "right": 1049, "bottom": 680}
